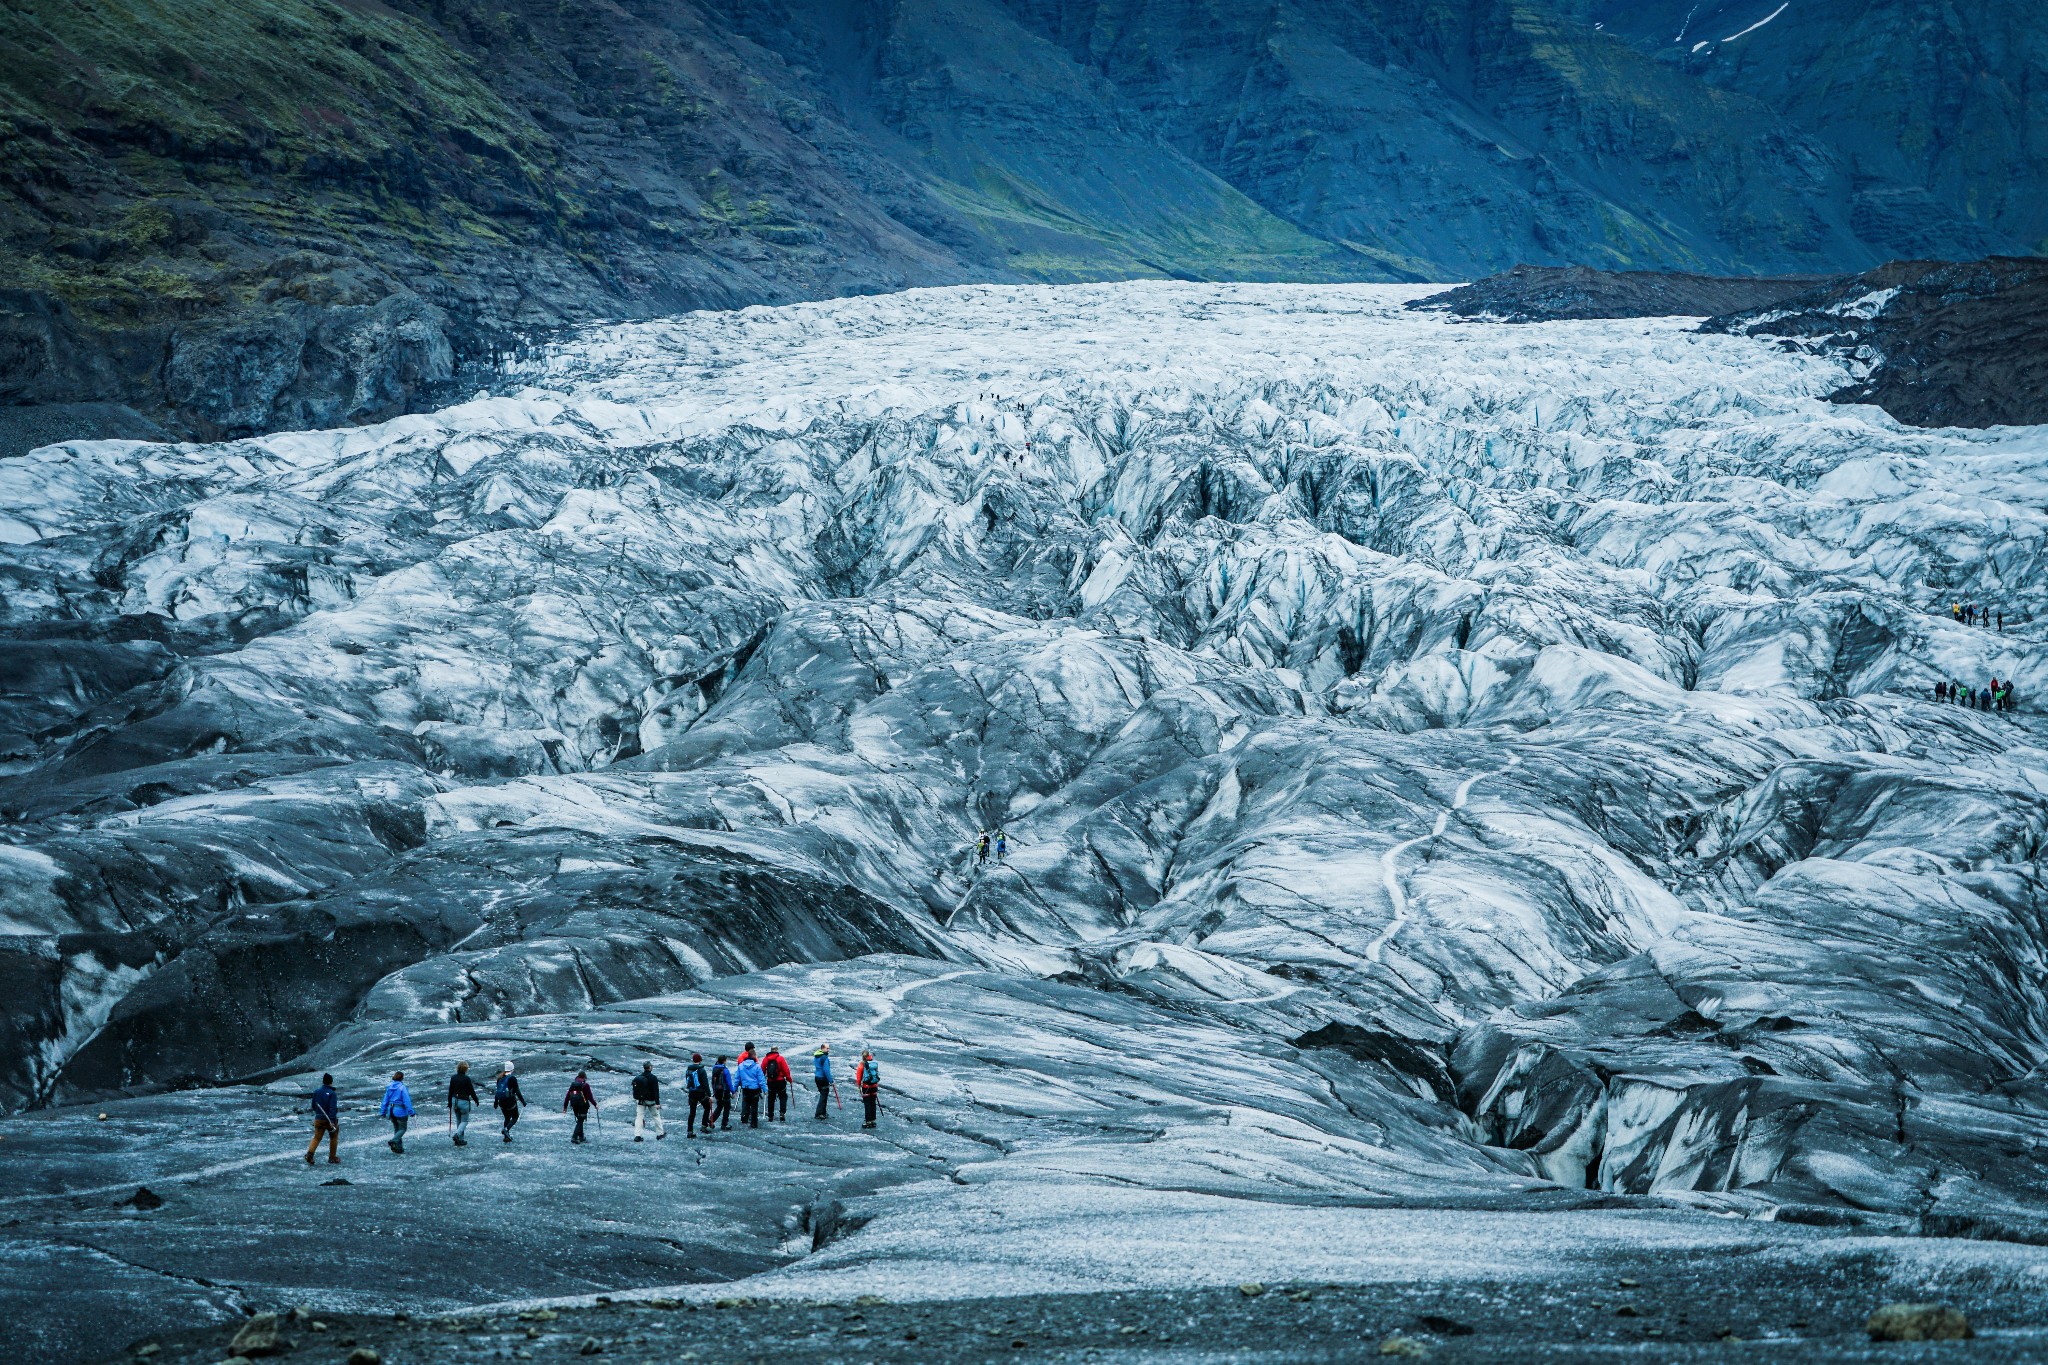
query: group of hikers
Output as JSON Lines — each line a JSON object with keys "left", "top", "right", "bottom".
{"left": 303, "top": 1043, "right": 884, "bottom": 1163}
{"left": 1934, "top": 677, "right": 2018, "bottom": 712}
{"left": 973, "top": 828, "right": 1011, "bottom": 865}
{"left": 1951, "top": 603, "right": 2013, "bottom": 632}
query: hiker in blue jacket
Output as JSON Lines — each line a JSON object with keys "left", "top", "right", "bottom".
{"left": 813, "top": 1044, "right": 835, "bottom": 1121}
{"left": 380, "top": 1071, "right": 415, "bottom": 1154}
{"left": 736, "top": 1047, "right": 767, "bottom": 1128}
{"left": 305, "top": 1073, "right": 341, "bottom": 1166}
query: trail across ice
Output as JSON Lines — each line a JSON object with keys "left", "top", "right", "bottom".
{"left": 1367, "top": 756, "right": 1520, "bottom": 965}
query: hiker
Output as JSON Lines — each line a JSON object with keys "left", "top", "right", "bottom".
{"left": 975, "top": 830, "right": 990, "bottom": 866}
{"left": 494, "top": 1063, "right": 525, "bottom": 1143}
{"left": 736, "top": 1048, "right": 767, "bottom": 1128}
{"left": 1935, "top": 680, "right": 1948, "bottom": 703}
{"left": 994, "top": 829, "right": 1008, "bottom": 861}
{"left": 380, "top": 1071, "right": 414, "bottom": 1154}
{"left": 305, "top": 1073, "right": 341, "bottom": 1166}
{"left": 813, "top": 1044, "right": 835, "bottom": 1121}
{"left": 448, "top": 1062, "right": 478, "bottom": 1146}
{"left": 764, "top": 1046, "right": 792, "bottom": 1122}
{"left": 684, "top": 1053, "right": 713, "bottom": 1137}
{"left": 632, "top": 1062, "right": 666, "bottom": 1142}
{"left": 710, "top": 1055, "right": 735, "bottom": 1130}
{"left": 563, "top": 1071, "right": 598, "bottom": 1143}
{"left": 856, "top": 1050, "right": 881, "bottom": 1129}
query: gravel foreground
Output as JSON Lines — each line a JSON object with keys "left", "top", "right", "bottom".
{"left": 106, "top": 1247, "right": 2048, "bottom": 1365}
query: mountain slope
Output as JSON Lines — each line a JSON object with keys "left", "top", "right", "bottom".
{"left": 1, "top": 0, "right": 2042, "bottom": 444}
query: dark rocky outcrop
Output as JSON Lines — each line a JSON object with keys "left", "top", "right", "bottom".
{"left": 1408, "top": 266, "right": 1838, "bottom": 322}
{"left": 1705, "top": 257, "right": 2048, "bottom": 429}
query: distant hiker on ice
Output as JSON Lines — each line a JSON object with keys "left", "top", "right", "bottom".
{"left": 856, "top": 1050, "right": 882, "bottom": 1129}
{"left": 563, "top": 1070, "right": 598, "bottom": 1143}
{"left": 994, "top": 828, "right": 1009, "bottom": 861}
{"left": 710, "top": 1055, "right": 735, "bottom": 1130}
{"left": 975, "top": 830, "right": 990, "bottom": 866}
{"left": 305, "top": 1073, "right": 341, "bottom": 1166}
{"left": 447, "top": 1061, "right": 478, "bottom": 1146}
{"left": 685, "top": 1054, "right": 713, "bottom": 1137}
{"left": 632, "top": 1062, "right": 666, "bottom": 1141}
{"left": 736, "top": 1047, "right": 767, "bottom": 1127}
{"left": 380, "top": 1071, "right": 414, "bottom": 1154}
{"left": 763, "top": 1046, "right": 793, "bottom": 1122}
{"left": 494, "top": 1063, "right": 525, "bottom": 1142}
{"left": 813, "top": 1043, "right": 836, "bottom": 1120}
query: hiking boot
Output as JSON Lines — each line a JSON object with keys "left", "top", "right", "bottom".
{"left": 328, "top": 1157, "right": 342, "bottom": 1165}
{"left": 634, "top": 1136, "right": 644, "bottom": 1143}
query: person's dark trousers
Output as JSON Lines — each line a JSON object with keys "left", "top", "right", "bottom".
{"left": 814, "top": 1079, "right": 831, "bottom": 1120}
{"left": 571, "top": 1107, "right": 588, "bottom": 1142}
{"left": 741, "top": 1090, "right": 761, "bottom": 1127}
{"left": 688, "top": 1095, "right": 712, "bottom": 1135}
{"left": 767, "top": 1081, "right": 788, "bottom": 1121}
{"left": 388, "top": 1116, "right": 408, "bottom": 1153}
{"left": 502, "top": 1106, "right": 520, "bottom": 1140}
{"left": 712, "top": 1095, "right": 731, "bottom": 1129}
{"left": 862, "top": 1091, "right": 878, "bottom": 1127}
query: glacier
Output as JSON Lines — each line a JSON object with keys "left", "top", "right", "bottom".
{"left": 2, "top": 282, "right": 2047, "bottom": 1356}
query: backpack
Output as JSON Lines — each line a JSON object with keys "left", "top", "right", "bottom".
{"left": 686, "top": 1063, "right": 707, "bottom": 1094}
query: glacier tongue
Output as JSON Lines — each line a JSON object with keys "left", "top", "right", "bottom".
{"left": 3, "top": 282, "right": 2048, "bottom": 1325}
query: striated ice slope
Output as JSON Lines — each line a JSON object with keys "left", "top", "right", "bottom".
{"left": 3, "top": 282, "right": 2047, "bottom": 1264}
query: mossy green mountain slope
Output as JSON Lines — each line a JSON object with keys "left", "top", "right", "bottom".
{"left": 1, "top": 0, "right": 2040, "bottom": 445}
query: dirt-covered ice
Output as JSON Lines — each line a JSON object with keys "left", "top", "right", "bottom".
{"left": 3, "top": 284, "right": 2047, "bottom": 1361}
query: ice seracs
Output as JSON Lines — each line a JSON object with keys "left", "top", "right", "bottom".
{"left": 1, "top": 283, "right": 2045, "bottom": 1259}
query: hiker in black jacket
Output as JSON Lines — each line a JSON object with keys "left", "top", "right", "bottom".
{"left": 631, "top": 1062, "right": 666, "bottom": 1141}
{"left": 710, "top": 1055, "right": 735, "bottom": 1131}
{"left": 493, "top": 1063, "right": 526, "bottom": 1143}
{"left": 684, "top": 1053, "right": 713, "bottom": 1137}
{"left": 447, "top": 1062, "right": 479, "bottom": 1146}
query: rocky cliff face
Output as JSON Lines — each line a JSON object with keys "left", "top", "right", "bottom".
{"left": 4, "top": 0, "right": 2043, "bottom": 445}
{"left": 1705, "top": 256, "right": 2048, "bottom": 430}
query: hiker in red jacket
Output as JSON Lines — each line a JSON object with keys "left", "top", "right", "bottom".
{"left": 763, "top": 1046, "right": 794, "bottom": 1122}
{"left": 856, "top": 1050, "right": 881, "bottom": 1129}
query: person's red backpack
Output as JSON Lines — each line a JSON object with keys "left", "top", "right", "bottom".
{"left": 765, "top": 1052, "right": 792, "bottom": 1084}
